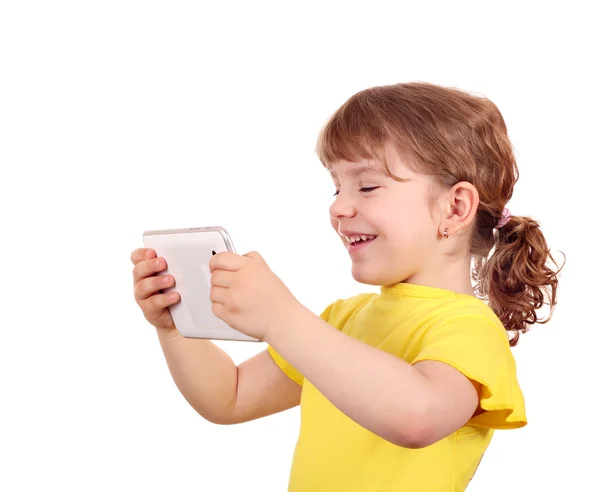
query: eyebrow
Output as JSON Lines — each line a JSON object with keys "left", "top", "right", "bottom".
{"left": 330, "top": 165, "right": 384, "bottom": 179}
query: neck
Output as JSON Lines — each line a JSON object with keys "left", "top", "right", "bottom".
{"left": 404, "top": 253, "right": 475, "bottom": 296}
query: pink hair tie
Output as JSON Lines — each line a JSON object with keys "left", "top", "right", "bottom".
{"left": 496, "top": 207, "right": 512, "bottom": 228}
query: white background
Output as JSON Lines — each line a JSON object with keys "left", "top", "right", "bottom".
{"left": 1, "top": 1, "right": 598, "bottom": 490}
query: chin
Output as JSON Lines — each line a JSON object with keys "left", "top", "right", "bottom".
{"left": 351, "top": 265, "right": 385, "bottom": 286}
{"left": 351, "top": 263, "right": 405, "bottom": 287}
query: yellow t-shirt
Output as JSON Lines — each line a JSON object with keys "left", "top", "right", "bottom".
{"left": 267, "top": 282, "right": 526, "bottom": 492}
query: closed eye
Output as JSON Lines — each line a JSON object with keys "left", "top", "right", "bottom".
{"left": 332, "top": 187, "right": 379, "bottom": 197}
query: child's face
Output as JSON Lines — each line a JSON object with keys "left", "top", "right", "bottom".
{"left": 329, "top": 146, "right": 443, "bottom": 287}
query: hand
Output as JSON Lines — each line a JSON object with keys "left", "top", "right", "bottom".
{"left": 209, "top": 251, "right": 301, "bottom": 341}
{"left": 131, "top": 247, "right": 180, "bottom": 335}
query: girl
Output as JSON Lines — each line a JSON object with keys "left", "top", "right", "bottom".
{"left": 131, "top": 82, "right": 561, "bottom": 491}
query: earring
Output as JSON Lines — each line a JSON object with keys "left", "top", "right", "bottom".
{"left": 443, "top": 228, "right": 449, "bottom": 239}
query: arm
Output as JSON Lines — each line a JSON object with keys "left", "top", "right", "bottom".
{"left": 266, "top": 305, "right": 480, "bottom": 449}
{"left": 134, "top": 247, "right": 301, "bottom": 425}
{"left": 157, "top": 329, "right": 301, "bottom": 425}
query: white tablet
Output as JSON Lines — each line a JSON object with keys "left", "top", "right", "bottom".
{"left": 142, "top": 226, "right": 261, "bottom": 342}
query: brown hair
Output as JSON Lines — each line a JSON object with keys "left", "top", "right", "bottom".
{"left": 315, "top": 81, "right": 563, "bottom": 346}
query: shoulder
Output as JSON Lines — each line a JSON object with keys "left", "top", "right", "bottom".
{"left": 427, "top": 294, "right": 509, "bottom": 344}
{"left": 413, "top": 297, "right": 527, "bottom": 429}
{"left": 320, "top": 292, "right": 376, "bottom": 324}
{"left": 412, "top": 295, "right": 517, "bottom": 377}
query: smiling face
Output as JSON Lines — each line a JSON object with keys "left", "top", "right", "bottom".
{"left": 329, "top": 145, "right": 445, "bottom": 287}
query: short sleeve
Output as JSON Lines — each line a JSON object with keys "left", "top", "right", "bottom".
{"left": 412, "top": 316, "right": 527, "bottom": 429}
{"left": 267, "top": 302, "right": 337, "bottom": 387}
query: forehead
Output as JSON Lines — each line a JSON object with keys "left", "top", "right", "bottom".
{"left": 329, "top": 160, "right": 386, "bottom": 179}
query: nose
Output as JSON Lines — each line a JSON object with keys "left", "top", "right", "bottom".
{"left": 329, "top": 191, "right": 357, "bottom": 220}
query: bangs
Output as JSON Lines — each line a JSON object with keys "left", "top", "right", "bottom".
{"left": 315, "top": 92, "right": 393, "bottom": 172}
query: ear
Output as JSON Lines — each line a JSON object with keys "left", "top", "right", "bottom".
{"left": 439, "top": 181, "right": 479, "bottom": 237}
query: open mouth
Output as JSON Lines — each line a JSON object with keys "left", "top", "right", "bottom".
{"left": 346, "top": 235, "right": 377, "bottom": 250}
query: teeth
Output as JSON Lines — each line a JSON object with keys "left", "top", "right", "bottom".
{"left": 345, "top": 235, "right": 375, "bottom": 243}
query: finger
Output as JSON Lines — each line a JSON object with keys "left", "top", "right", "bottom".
{"left": 210, "top": 270, "right": 233, "bottom": 288}
{"left": 134, "top": 272, "right": 174, "bottom": 301}
{"left": 133, "top": 256, "right": 166, "bottom": 285}
{"left": 210, "top": 285, "right": 228, "bottom": 304}
{"left": 243, "top": 250, "right": 269, "bottom": 268}
{"left": 148, "top": 291, "right": 180, "bottom": 311}
{"left": 211, "top": 301, "right": 224, "bottom": 320}
{"left": 131, "top": 248, "right": 156, "bottom": 265}
{"left": 209, "top": 251, "right": 245, "bottom": 273}
{"left": 243, "top": 250, "right": 263, "bottom": 261}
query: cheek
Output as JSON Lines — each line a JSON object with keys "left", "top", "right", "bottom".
{"left": 379, "top": 204, "right": 434, "bottom": 241}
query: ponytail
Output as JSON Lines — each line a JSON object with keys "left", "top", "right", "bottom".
{"left": 472, "top": 216, "right": 563, "bottom": 346}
